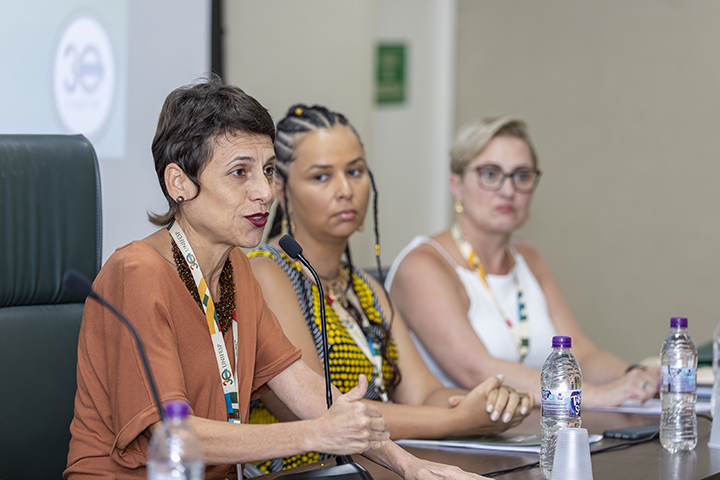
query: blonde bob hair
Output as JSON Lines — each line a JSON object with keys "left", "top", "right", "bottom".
{"left": 450, "top": 115, "right": 538, "bottom": 175}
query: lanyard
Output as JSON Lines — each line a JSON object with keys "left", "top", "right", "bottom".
{"left": 304, "top": 264, "right": 389, "bottom": 403}
{"left": 167, "top": 219, "right": 241, "bottom": 421}
{"left": 451, "top": 223, "right": 530, "bottom": 362}
{"left": 329, "top": 285, "right": 389, "bottom": 403}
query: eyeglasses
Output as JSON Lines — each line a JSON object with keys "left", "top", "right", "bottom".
{"left": 471, "top": 165, "right": 541, "bottom": 193}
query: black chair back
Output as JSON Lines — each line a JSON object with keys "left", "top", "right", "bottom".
{"left": 0, "top": 134, "right": 102, "bottom": 480}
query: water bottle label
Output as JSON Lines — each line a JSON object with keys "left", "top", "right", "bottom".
{"left": 661, "top": 366, "right": 696, "bottom": 393}
{"left": 541, "top": 389, "right": 581, "bottom": 417}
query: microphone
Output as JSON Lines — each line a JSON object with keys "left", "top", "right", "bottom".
{"left": 64, "top": 270, "right": 95, "bottom": 300}
{"left": 63, "top": 270, "right": 168, "bottom": 429}
{"left": 278, "top": 235, "right": 372, "bottom": 480}
{"left": 278, "top": 234, "right": 303, "bottom": 260}
{"left": 279, "top": 235, "right": 332, "bottom": 409}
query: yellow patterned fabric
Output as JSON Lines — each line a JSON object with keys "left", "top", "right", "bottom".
{"left": 247, "top": 245, "right": 398, "bottom": 472}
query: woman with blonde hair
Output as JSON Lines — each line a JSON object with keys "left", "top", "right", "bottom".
{"left": 386, "top": 116, "right": 659, "bottom": 407}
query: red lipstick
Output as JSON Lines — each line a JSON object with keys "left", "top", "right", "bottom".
{"left": 245, "top": 212, "right": 269, "bottom": 228}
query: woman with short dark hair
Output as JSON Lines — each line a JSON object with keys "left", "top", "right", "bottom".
{"left": 64, "top": 78, "right": 489, "bottom": 480}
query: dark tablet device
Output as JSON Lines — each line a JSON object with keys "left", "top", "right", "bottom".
{"left": 603, "top": 423, "right": 659, "bottom": 440}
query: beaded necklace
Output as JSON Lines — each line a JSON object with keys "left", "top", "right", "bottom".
{"left": 318, "top": 268, "right": 350, "bottom": 307}
{"left": 172, "top": 241, "right": 236, "bottom": 334}
{"left": 248, "top": 245, "right": 397, "bottom": 402}
{"left": 317, "top": 267, "right": 389, "bottom": 402}
{"left": 451, "top": 223, "right": 530, "bottom": 362}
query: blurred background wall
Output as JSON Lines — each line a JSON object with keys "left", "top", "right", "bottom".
{"left": 224, "top": 0, "right": 456, "bottom": 265}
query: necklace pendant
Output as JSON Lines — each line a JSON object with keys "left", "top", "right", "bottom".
{"left": 376, "top": 378, "right": 390, "bottom": 403}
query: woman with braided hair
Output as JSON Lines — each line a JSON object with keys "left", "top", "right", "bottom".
{"left": 248, "top": 104, "right": 533, "bottom": 473}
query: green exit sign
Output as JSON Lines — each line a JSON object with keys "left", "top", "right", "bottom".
{"left": 375, "top": 44, "right": 406, "bottom": 105}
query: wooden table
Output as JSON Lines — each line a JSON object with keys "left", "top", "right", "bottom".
{"left": 267, "top": 409, "right": 720, "bottom": 480}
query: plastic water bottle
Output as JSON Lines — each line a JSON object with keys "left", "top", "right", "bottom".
{"left": 147, "top": 401, "right": 205, "bottom": 480}
{"left": 540, "top": 336, "right": 582, "bottom": 479}
{"left": 660, "top": 317, "right": 697, "bottom": 452}
{"left": 711, "top": 319, "right": 720, "bottom": 417}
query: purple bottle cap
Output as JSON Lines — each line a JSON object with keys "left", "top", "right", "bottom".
{"left": 164, "top": 401, "right": 190, "bottom": 419}
{"left": 552, "top": 336, "right": 572, "bottom": 348}
{"left": 670, "top": 317, "right": 688, "bottom": 328}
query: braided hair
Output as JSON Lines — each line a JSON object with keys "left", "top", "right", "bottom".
{"left": 269, "top": 104, "right": 400, "bottom": 392}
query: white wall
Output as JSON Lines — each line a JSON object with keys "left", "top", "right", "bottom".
{"left": 456, "top": 0, "right": 720, "bottom": 359}
{"left": 223, "top": 0, "right": 377, "bottom": 265}
{"left": 223, "top": 0, "right": 456, "bottom": 268}
{"left": 101, "top": 0, "right": 211, "bottom": 260}
{"left": 223, "top": 0, "right": 374, "bottom": 138}
{"left": 372, "top": 0, "right": 456, "bottom": 264}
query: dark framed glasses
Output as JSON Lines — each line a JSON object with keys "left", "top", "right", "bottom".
{"left": 472, "top": 165, "right": 541, "bottom": 193}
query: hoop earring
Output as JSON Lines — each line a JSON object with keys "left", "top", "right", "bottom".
{"left": 454, "top": 201, "right": 464, "bottom": 214}
{"left": 357, "top": 222, "right": 365, "bottom": 233}
{"left": 176, "top": 196, "right": 185, "bottom": 205}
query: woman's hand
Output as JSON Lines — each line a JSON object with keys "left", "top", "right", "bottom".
{"left": 310, "top": 374, "right": 389, "bottom": 454}
{"left": 584, "top": 367, "right": 659, "bottom": 407}
{"left": 484, "top": 376, "right": 534, "bottom": 424}
{"left": 445, "top": 375, "right": 533, "bottom": 435}
{"left": 644, "top": 365, "right": 662, "bottom": 388}
{"left": 403, "top": 458, "right": 489, "bottom": 480}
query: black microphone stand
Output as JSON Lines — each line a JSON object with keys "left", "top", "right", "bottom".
{"left": 277, "top": 235, "right": 373, "bottom": 480}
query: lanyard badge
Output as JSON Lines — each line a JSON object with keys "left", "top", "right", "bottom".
{"left": 167, "top": 219, "right": 240, "bottom": 421}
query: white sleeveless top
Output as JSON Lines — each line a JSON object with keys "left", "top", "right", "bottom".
{"left": 385, "top": 235, "right": 557, "bottom": 388}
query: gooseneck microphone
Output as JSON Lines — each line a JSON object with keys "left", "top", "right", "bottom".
{"left": 63, "top": 270, "right": 168, "bottom": 429}
{"left": 278, "top": 235, "right": 373, "bottom": 480}
{"left": 279, "top": 234, "right": 333, "bottom": 410}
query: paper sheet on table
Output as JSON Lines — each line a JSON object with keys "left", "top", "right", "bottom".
{"left": 396, "top": 432, "right": 603, "bottom": 453}
{"left": 585, "top": 398, "right": 711, "bottom": 414}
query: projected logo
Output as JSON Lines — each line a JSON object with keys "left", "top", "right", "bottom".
{"left": 53, "top": 16, "right": 115, "bottom": 136}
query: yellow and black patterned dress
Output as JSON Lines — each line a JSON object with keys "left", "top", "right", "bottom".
{"left": 247, "top": 244, "right": 398, "bottom": 472}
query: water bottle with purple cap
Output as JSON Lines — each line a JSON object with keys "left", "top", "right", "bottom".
{"left": 540, "top": 335, "right": 582, "bottom": 479}
{"left": 147, "top": 401, "right": 205, "bottom": 480}
{"left": 660, "top": 317, "right": 697, "bottom": 452}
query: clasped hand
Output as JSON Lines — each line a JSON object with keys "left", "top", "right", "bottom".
{"left": 447, "top": 375, "right": 534, "bottom": 435}
{"left": 312, "top": 374, "right": 389, "bottom": 454}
